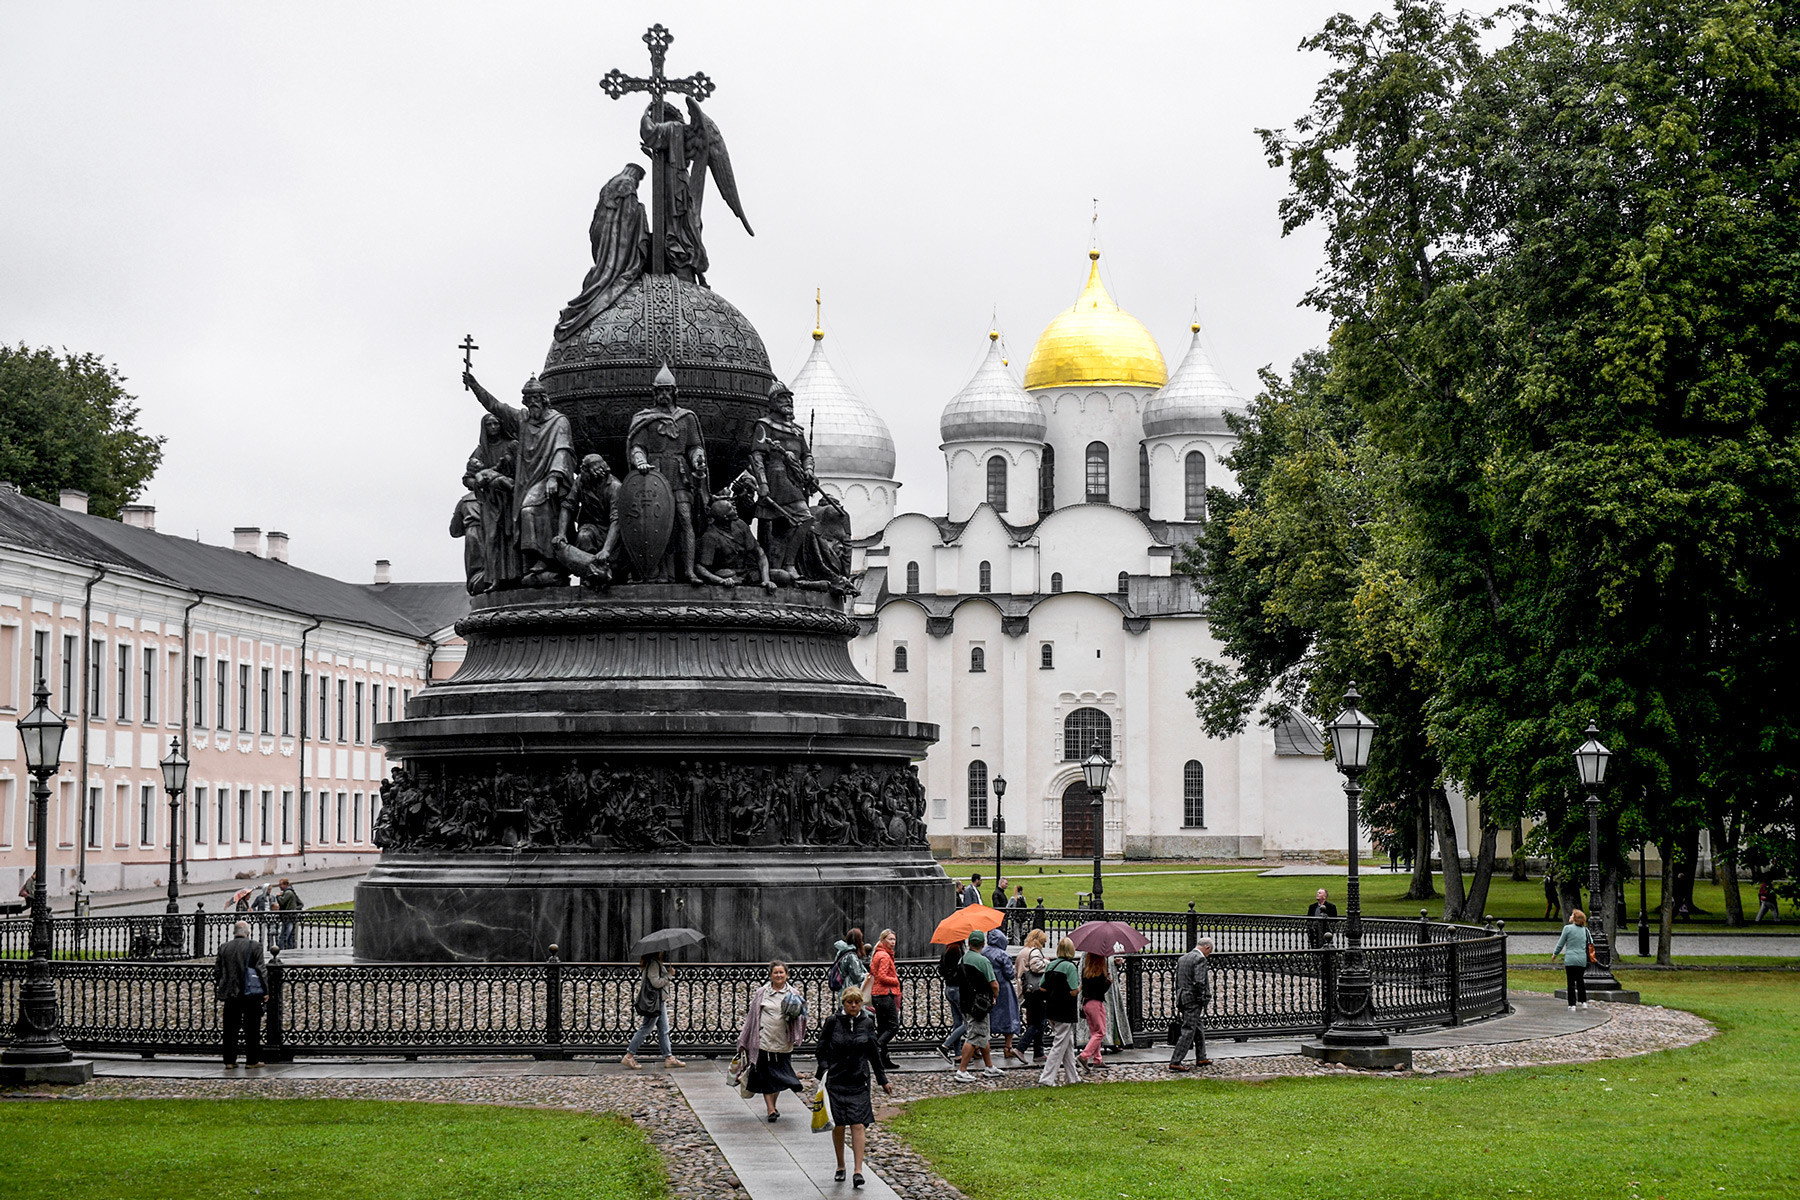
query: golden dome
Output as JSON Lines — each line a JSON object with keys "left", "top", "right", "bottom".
{"left": 1023, "top": 250, "right": 1168, "bottom": 390}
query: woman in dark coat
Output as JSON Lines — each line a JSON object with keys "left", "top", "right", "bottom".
{"left": 814, "top": 986, "right": 893, "bottom": 1189}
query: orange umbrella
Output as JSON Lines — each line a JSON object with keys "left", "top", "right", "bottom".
{"left": 931, "top": 905, "right": 1005, "bottom": 945}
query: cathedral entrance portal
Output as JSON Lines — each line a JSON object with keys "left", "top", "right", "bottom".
{"left": 1060, "top": 781, "right": 1094, "bottom": 859}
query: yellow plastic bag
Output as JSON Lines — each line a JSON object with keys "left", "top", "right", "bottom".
{"left": 808, "top": 1072, "right": 834, "bottom": 1134}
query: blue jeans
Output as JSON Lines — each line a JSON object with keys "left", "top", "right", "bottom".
{"left": 940, "top": 985, "right": 964, "bottom": 1054}
{"left": 627, "top": 1008, "right": 671, "bottom": 1058}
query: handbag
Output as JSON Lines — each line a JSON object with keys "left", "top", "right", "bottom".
{"left": 1586, "top": 942, "right": 1597, "bottom": 965}
{"left": 808, "top": 1071, "right": 835, "bottom": 1134}
{"left": 727, "top": 1051, "right": 752, "bottom": 1098}
{"left": 633, "top": 976, "right": 661, "bottom": 1018}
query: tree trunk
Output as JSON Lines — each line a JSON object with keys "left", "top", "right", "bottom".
{"left": 1711, "top": 812, "right": 1745, "bottom": 927}
{"left": 1657, "top": 836, "right": 1675, "bottom": 965}
{"left": 1403, "top": 800, "right": 1437, "bottom": 900}
{"left": 1462, "top": 821, "right": 1499, "bottom": 922}
{"left": 1602, "top": 865, "right": 1622, "bottom": 956}
{"left": 1509, "top": 818, "right": 1529, "bottom": 882}
{"left": 1432, "top": 787, "right": 1467, "bottom": 921}
{"left": 1670, "top": 826, "right": 1703, "bottom": 916}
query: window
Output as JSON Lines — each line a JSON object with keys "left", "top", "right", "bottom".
{"left": 260, "top": 789, "right": 272, "bottom": 843}
{"left": 402, "top": 687, "right": 412, "bottom": 710}
{"left": 1040, "top": 444, "right": 1056, "bottom": 513}
{"left": 337, "top": 679, "right": 347, "bottom": 742}
{"left": 32, "top": 630, "right": 48, "bottom": 690}
{"left": 260, "top": 667, "right": 272, "bottom": 734}
{"left": 85, "top": 786, "right": 101, "bottom": 848}
{"left": 1040, "top": 642, "right": 1054, "bottom": 669}
{"left": 193, "top": 656, "right": 206, "bottom": 727}
{"left": 317, "top": 674, "right": 329, "bottom": 740}
{"left": 967, "top": 760, "right": 989, "bottom": 828}
{"left": 90, "top": 640, "right": 104, "bottom": 717}
{"left": 971, "top": 726, "right": 981, "bottom": 746}
{"left": 301, "top": 790, "right": 310, "bottom": 845}
{"left": 167, "top": 649, "right": 180, "bottom": 723}
{"left": 1185, "top": 452, "right": 1207, "bottom": 520}
{"left": 353, "top": 792, "right": 363, "bottom": 842}
{"left": 217, "top": 789, "right": 228, "bottom": 846}
{"left": 216, "top": 660, "right": 228, "bottom": 729}
{"left": 1063, "top": 707, "right": 1113, "bottom": 761}
{"left": 1183, "top": 760, "right": 1205, "bottom": 827}
{"left": 1118, "top": 571, "right": 1130, "bottom": 596}
{"left": 1050, "top": 572, "right": 1063, "bottom": 594}
{"left": 238, "top": 789, "right": 250, "bottom": 842}
{"left": 114, "top": 782, "right": 129, "bottom": 846}
{"left": 281, "top": 670, "right": 293, "bottom": 737}
{"left": 318, "top": 790, "right": 330, "bottom": 844}
{"left": 370, "top": 684, "right": 380, "bottom": 740}
{"left": 1085, "top": 441, "right": 1109, "bottom": 503}
{"left": 893, "top": 645, "right": 908, "bottom": 672}
{"left": 986, "top": 456, "right": 1008, "bottom": 511}
{"left": 142, "top": 648, "right": 155, "bottom": 722}
{"left": 117, "top": 645, "right": 130, "bottom": 721}
{"left": 386, "top": 686, "right": 396, "bottom": 723}
{"left": 336, "top": 791, "right": 348, "bottom": 842}
{"left": 978, "top": 561, "right": 992, "bottom": 593}
{"left": 140, "top": 784, "right": 155, "bottom": 846}
{"left": 969, "top": 646, "right": 985, "bottom": 672}
{"left": 905, "top": 561, "right": 920, "bottom": 594}
{"left": 238, "top": 663, "right": 251, "bottom": 731}
{"left": 61, "top": 634, "right": 77, "bottom": 712}
{"left": 281, "top": 789, "right": 293, "bottom": 842}
{"left": 1139, "top": 442, "right": 1150, "bottom": 510}
{"left": 193, "top": 786, "right": 207, "bottom": 844}
{"left": 354, "top": 681, "right": 365, "bottom": 743}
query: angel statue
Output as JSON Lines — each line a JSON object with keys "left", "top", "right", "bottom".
{"left": 639, "top": 96, "right": 752, "bottom": 284}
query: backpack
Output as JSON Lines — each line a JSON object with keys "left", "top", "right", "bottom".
{"left": 828, "top": 948, "right": 855, "bottom": 992}
{"left": 963, "top": 960, "right": 995, "bottom": 1016}
{"left": 1041, "top": 959, "right": 1079, "bottom": 1023}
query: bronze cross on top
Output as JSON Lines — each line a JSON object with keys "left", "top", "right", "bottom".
{"left": 458, "top": 333, "right": 479, "bottom": 371}
{"left": 600, "top": 24, "right": 716, "bottom": 275}
{"left": 600, "top": 24, "right": 715, "bottom": 110}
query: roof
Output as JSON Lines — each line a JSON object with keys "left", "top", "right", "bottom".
{"left": 0, "top": 489, "right": 467, "bottom": 640}
{"left": 1142, "top": 325, "right": 1247, "bottom": 438}
{"left": 1273, "top": 714, "right": 1326, "bottom": 757}
{"left": 940, "top": 331, "right": 1046, "bottom": 444}
{"left": 1023, "top": 250, "right": 1167, "bottom": 391}
{"left": 790, "top": 330, "right": 897, "bottom": 479}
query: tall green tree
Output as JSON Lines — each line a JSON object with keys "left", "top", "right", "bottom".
{"left": 0, "top": 344, "right": 164, "bottom": 518}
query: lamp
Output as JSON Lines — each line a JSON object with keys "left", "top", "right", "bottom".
{"left": 1084, "top": 736, "right": 1111, "bottom": 910}
{"left": 1573, "top": 721, "right": 1610, "bottom": 788}
{"left": 991, "top": 775, "right": 1006, "bottom": 913}
{"left": 1319, "top": 682, "right": 1386, "bottom": 1048}
{"left": 1572, "top": 720, "right": 1622, "bottom": 995}
{"left": 160, "top": 736, "right": 190, "bottom": 938}
{"left": 17, "top": 679, "right": 67, "bottom": 774}
{"left": 1327, "top": 685, "right": 1377, "bottom": 774}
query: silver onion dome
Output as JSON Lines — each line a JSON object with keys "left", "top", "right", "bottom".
{"left": 939, "top": 331, "right": 1047, "bottom": 443}
{"left": 1142, "top": 324, "right": 1246, "bottom": 438}
{"left": 790, "top": 330, "right": 897, "bottom": 479}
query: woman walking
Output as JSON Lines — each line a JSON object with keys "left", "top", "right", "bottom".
{"left": 832, "top": 927, "right": 869, "bottom": 1002}
{"left": 815, "top": 986, "right": 894, "bottom": 1189}
{"left": 867, "top": 929, "right": 902, "bottom": 1071}
{"left": 1036, "top": 937, "right": 1083, "bottom": 1086}
{"left": 737, "top": 961, "right": 809, "bottom": 1121}
{"left": 1077, "top": 952, "right": 1112, "bottom": 1068}
{"left": 981, "top": 926, "right": 1023, "bottom": 1062}
{"left": 1553, "top": 909, "right": 1594, "bottom": 1011}
{"left": 1015, "top": 928, "right": 1049, "bottom": 1061}
{"left": 1103, "top": 953, "right": 1133, "bottom": 1051}
{"left": 621, "top": 952, "right": 686, "bottom": 1070}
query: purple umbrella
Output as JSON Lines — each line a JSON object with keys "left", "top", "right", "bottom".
{"left": 1067, "top": 920, "right": 1149, "bottom": 955}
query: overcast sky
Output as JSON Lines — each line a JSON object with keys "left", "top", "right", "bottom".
{"left": 4, "top": 2, "right": 1454, "bottom": 583}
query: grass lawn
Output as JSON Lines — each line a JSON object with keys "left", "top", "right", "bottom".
{"left": 0, "top": 1099, "right": 666, "bottom": 1200}
{"left": 890, "top": 968, "right": 1798, "bottom": 1200}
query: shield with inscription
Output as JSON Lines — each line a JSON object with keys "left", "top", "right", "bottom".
{"left": 619, "top": 467, "right": 676, "bottom": 580}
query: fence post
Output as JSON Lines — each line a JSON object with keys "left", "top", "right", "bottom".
{"left": 1124, "top": 955, "right": 1144, "bottom": 1046}
{"left": 265, "top": 946, "right": 292, "bottom": 1061}
{"left": 192, "top": 903, "right": 207, "bottom": 959}
{"left": 1417, "top": 908, "right": 1431, "bottom": 945}
{"left": 540, "top": 943, "right": 564, "bottom": 1059}
{"left": 1319, "top": 948, "right": 1337, "bottom": 1034}
{"left": 1496, "top": 919, "right": 1510, "bottom": 1015}
{"left": 1446, "top": 941, "right": 1462, "bottom": 1026}
{"left": 1032, "top": 898, "right": 1046, "bottom": 933}
{"left": 1185, "top": 901, "right": 1199, "bottom": 952}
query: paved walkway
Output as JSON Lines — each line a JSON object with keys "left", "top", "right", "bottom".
{"left": 1509, "top": 932, "right": 1800, "bottom": 956}
{"left": 674, "top": 1068, "right": 901, "bottom": 1199}
{"left": 49, "top": 864, "right": 369, "bottom": 917}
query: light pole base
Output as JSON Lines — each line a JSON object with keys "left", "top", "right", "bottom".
{"left": 1301, "top": 1042, "right": 1412, "bottom": 1070}
{"left": 1555, "top": 988, "right": 1640, "bottom": 1005}
{"left": 0, "top": 1059, "right": 93, "bottom": 1085}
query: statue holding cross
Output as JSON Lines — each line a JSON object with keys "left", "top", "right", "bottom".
{"left": 600, "top": 23, "right": 753, "bottom": 285}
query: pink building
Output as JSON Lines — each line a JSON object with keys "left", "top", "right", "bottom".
{"left": 0, "top": 486, "right": 466, "bottom": 903}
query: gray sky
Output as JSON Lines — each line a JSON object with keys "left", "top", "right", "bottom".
{"left": 4, "top": 2, "right": 1404, "bottom": 582}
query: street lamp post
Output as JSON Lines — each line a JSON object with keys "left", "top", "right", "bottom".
{"left": 0, "top": 680, "right": 89, "bottom": 1084}
{"left": 1320, "top": 683, "right": 1387, "bottom": 1047}
{"left": 160, "top": 736, "right": 190, "bottom": 949}
{"left": 1572, "top": 721, "right": 1623, "bottom": 992}
{"left": 1083, "top": 737, "right": 1111, "bottom": 911}
{"left": 1638, "top": 842, "right": 1650, "bottom": 958}
{"left": 991, "top": 775, "right": 1006, "bottom": 909}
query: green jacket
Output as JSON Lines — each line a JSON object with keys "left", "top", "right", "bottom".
{"left": 1552, "top": 923, "right": 1592, "bottom": 967}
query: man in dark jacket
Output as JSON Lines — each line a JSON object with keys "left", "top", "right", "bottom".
{"left": 215, "top": 920, "right": 268, "bottom": 1067}
{"left": 274, "top": 877, "right": 302, "bottom": 950}
{"left": 1168, "top": 936, "right": 1213, "bottom": 1070}
{"left": 1307, "top": 888, "right": 1339, "bottom": 948}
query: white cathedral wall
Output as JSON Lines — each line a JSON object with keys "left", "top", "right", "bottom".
{"left": 818, "top": 475, "right": 899, "bottom": 540}
{"left": 1145, "top": 435, "right": 1239, "bottom": 522}
{"left": 1032, "top": 506, "right": 1159, "bottom": 592}
{"left": 1036, "top": 386, "right": 1157, "bottom": 507}
{"left": 941, "top": 441, "right": 1041, "bottom": 524}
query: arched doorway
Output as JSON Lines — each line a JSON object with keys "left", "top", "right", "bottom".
{"left": 1061, "top": 781, "right": 1095, "bottom": 859}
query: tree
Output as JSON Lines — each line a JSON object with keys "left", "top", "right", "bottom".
{"left": 0, "top": 345, "right": 164, "bottom": 518}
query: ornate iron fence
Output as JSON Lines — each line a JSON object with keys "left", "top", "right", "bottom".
{"left": 0, "top": 908, "right": 356, "bottom": 961}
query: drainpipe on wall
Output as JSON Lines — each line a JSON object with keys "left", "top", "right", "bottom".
{"left": 296, "top": 618, "right": 322, "bottom": 865}
{"left": 73, "top": 563, "right": 108, "bottom": 915}
{"left": 177, "top": 591, "right": 206, "bottom": 884}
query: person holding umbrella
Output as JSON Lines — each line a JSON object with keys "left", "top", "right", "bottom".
{"left": 623, "top": 928, "right": 703, "bottom": 1070}
{"left": 814, "top": 986, "right": 893, "bottom": 1188}
{"left": 928, "top": 903, "right": 1004, "bottom": 1062}
{"left": 1062, "top": 920, "right": 1150, "bottom": 1070}
{"left": 737, "top": 960, "right": 809, "bottom": 1121}
{"left": 950, "top": 929, "right": 1003, "bottom": 1083}
{"left": 1035, "top": 935, "right": 1083, "bottom": 1086}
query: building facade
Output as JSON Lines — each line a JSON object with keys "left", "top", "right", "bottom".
{"left": 0, "top": 487, "right": 467, "bottom": 901}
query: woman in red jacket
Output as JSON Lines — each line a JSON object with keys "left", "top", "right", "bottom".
{"left": 867, "top": 928, "right": 903, "bottom": 1071}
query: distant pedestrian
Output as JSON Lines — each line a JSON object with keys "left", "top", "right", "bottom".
{"left": 1168, "top": 936, "right": 1213, "bottom": 1071}
{"left": 214, "top": 919, "right": 267, "bottom": 1068}
{"left": 1553, "top": 909, "right": 1594, "bottom": 1010}
{"left": 868, "top": 929, "right": 902, "bottom": 1071}
{"left": 274, "top": 878, "right": 302, "bottom": 951}
{"left": 231, "top": 888, "right": 251, "bottom": 914}
{"left": 981, "top": 926, "right": 1023, "bottom": 1062}
{"left": 1104, "top": 954, "right": 1133, "bottom": 1050}
{"left": 991, "top": 876, "right": 1009, "bottom": 910}
{"left": 831, "top": 927, "right": 869, "bottom": 1002}
{"left": 1756, "top": 880, "right": 1782, "bottom": 923}
{"left": 1015, "top": 927, "right": 1050, "bottom": 1061}
{"left": 951, "top": 930, "right": 1002, "bottom": 1083}
{"left": 622, "top": 951, "right": 686, "bottom": 1070}
{"left": 1036, "top": 936, "right": 1082, "bottom": 1086}
{"left": 961, "top": 873, "right": 983, "bottom": 908}
{"left": 1007, "top": 884, "right": 1028, "bottom": 939}
{"left": 1307, "top": 887, "right": 1338, "bottom": 948}
{"left": 1077, "top": 952, "right": 1112, "bottom": 1069}
{"left": 1543, "top": 869, "right": 1560, "bottom": 921}
{"left": 814, "top": 986, "right": 892, "bottom": 1190}
{"left": 251, "top": 885, "right": 271, "bottom": 913}
{"left": 936, "top": 938, "right": 966, "bottom": 1059}
{"left": 737, "top": 961, "right": 809, "bottom": 1121}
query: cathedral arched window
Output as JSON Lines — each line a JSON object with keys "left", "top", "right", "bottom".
{"left": 893, "top": 645, "right": 908, "bottom": 673}
{"left": 1040, "top": 642, "right": 1054, "bottom": 669}
{"left": 1118, "top": 571, "right": 1130, "bottom": 596}
{"left": 986, "top": 456, "right": 1008, "bottom": 512}
{"left": 1139, "top": 442, "right": 1150, "bottom": 510}
{"left": 1063, "top": 707, "right": 1112, "bottom": 761}
{"left": 967, "top": 760, "right": 989, "bottom": 828}
{"left": 1050, "top": 572, "right": 1063, "bottom": 594}
{"left": 969, "top": 646, "right": 985, "bottom": 672}
{"left": 905, "top": 561, "right": 920, "bottom": 594}
{"left": 1040, "top": 444, "right": 1056, "bottom": 513}
{"left": 1085, "top": 442, "right": 1110, "bottom": 503}
{"left": 978, "top": 561, "right": 992, "bottom": 593}
{"left": 1183, "top": 760, "right": 1205, "bottom": 827}
{"left": 1185, "top": 452, "right": 1207, "bottom": 521}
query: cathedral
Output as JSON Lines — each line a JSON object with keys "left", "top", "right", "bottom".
{"left": 792, "top": 249, "right": 1347, "bottom": 861}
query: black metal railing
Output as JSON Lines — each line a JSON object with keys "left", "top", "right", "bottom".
{"left": 0, "top": 908, "right": 356, "bottom": 961}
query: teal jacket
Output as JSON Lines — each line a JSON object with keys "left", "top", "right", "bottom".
{"left": 1552, "top": 923, "right": 1592, "bottom": 967}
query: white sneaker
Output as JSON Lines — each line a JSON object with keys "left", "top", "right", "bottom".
{"left": 980, "top": 1066, "right": 1004, "bottom": 1077}
{"left": 1579, "top": 1001, "right": 1588, "bottom": 1010}
{"left": 951, "top": 1070, "right": 976, "bottom": 1083}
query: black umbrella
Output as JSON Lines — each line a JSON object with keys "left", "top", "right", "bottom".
{"left": 628, "top": 927, "right": 707, "bottom": 958}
